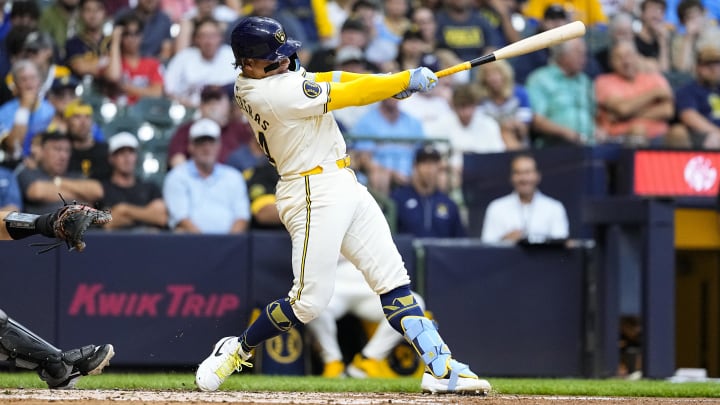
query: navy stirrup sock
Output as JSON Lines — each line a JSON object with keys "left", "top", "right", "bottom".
{"left": 380, "top": 285, "right": 424, "bottom": 333}
{"left": 240, "top": 298, "right": 300, "bottom": 353}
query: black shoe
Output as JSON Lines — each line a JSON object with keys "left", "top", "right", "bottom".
{"left": 39, "top": 368, "right": 81, "bottom": 389}
{"left": 76, "top": 344, "right": 115, "bottom": 375}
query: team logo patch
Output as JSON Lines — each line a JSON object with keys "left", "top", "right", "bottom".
{"left": 302, "top": 81, "right": 322, "bottom": 98}
{"left": 274, "top": 30, "right": 286, "bottom": 44}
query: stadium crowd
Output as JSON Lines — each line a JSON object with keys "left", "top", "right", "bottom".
{"left": 2, "top": 0, "right": 713, "bottom": 380}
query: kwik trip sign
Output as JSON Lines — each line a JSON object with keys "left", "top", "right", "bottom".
{"left": 634, "top": 150, "right": 720, "bottom": 197}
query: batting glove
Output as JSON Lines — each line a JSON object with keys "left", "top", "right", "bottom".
{"left": 392, "top": 90, "right": 413, "bottom": 100}
{"left": 407, "top": 67, "right": 438, "bottom": 93}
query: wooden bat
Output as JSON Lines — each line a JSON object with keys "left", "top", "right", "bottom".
{"left": 435, "top": 21, "right": 587, "bottom": 78}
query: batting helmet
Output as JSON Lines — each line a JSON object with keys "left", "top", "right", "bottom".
{"left": 230, "top": 16, "right": 302, "bottom": 66}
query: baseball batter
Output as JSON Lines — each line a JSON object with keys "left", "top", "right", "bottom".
{"left": 1, "top": 208, "right": 115, "bottom": 388}
{"left": 195, "top": 16, "right": 491, "bottom": 395}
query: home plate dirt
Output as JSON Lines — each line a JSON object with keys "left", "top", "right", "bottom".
{"left": 1, "top": 390, "right": 720, "bottom": 405}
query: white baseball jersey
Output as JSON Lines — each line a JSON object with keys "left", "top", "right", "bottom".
{"left": 235, "top": 71, "right": 411, "bottom": 324}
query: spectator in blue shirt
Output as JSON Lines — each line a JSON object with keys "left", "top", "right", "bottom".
{"left": 390, "top": 145, "right": 466, "bottom": 238}
{"left": 0, "top": 59, "right": 55, "bottom": 167}
{"left": 0, "top": 165, "right": 21, "bottom": 211}
{"left": 351, "top": 97, "right": 426, "bottom": 195}
{"left": 163, "top": 118, "right": 250, "bottom": 234}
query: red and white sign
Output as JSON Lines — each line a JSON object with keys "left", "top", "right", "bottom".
{"left": 634, "top": 150, "right": 720, "bottom": 196}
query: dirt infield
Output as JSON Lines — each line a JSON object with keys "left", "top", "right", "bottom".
{"left": 3, "top": 390, "right": 720, "bottom": 405}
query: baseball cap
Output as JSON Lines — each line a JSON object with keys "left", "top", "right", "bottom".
{"left": 22, "top": 31, "right": 54, "bottom": 52}
{"left": 543, "top": 4, "right": 568, "bottom": 20}
{"left": 108, "top": 132, "right": 139, "bottom": 154}
{"left": 414, "top": 145, "right": 441, "bottom": 164}
{"left": 200, "top": 85, "right": 227, "bottom": 102}
{"left": 40, "top": 130, "right": 70, "bottom": 144}
{"left": 50, "top": 75, "right": 79, "bottom": 94}
{"left": 64, "top": 100, "right": 93, "bottom": 118}
{"left": 336, "top": 46, "right": 366, "bottom": 66}
{"left": 189, "top": 118, "right": 221, "bottom": 140}
{"left": 402, "top": 27, "right": 424, "bottom": 41}
{"left": 341, "top": 18, "right": 366, "bottom": 32}
{"left": 697, "top": 45, "right": 720, "bottom": 65}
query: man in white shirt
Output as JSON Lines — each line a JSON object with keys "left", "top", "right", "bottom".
{"left": 481, "top": 153, "right": 568, "bottom": 244}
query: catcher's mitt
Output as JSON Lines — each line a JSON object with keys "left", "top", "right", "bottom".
{"left": 33, "top": 200, "right": 112, "bottom": 253}
{"left": 53, "top": 203, "right": 112, "bottom": 252}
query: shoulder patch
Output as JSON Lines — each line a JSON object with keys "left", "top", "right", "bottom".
{"left": 302, "top": 80, "right": 322, "bottom": 98}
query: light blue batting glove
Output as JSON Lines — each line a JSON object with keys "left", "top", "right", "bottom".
{"left": 407, "top": 67, "right": 438, "bottom": 93}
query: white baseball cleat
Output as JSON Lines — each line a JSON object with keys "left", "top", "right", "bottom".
{"left": 420, "top": 359, "right": 491, "bottom": 395}
{"left": 195, "top": 336, "right": 252, "bottom": 392}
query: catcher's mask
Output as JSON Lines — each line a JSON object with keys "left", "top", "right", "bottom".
{"left": 230, "top": 16, "right": 302, "bottom": 72}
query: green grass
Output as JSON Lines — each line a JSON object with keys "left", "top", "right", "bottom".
{"left": 0, "top": 372, "right": 718, "bottom": 398}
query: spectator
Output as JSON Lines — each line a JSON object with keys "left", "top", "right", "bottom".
{"left": 103, "top": 13, "right": 164, "bottom": 105}
{"left": 116, "top": 0, "right": 174, "bottom": 61}
{"left": 306, "top": 18, "right": 369, "bottom": 73}
{"left": 593, "top": 12, "right": 635, "bottom": 74}
{"left": 275, "top": 0, "right": 334, "bottom": 52}
{"left": 329, "top": 46, "right": 377, "bottom": 133}
{"left": 38, "top": 0, "right": 82, "bottom": 62}
{"left": 391, "top": 145, "right": 466, "bottom": 237}
{"left": 512, "top": 4, "right": 601, "bottom": 84}
{"left": 64, "top": 0, "right": 109, "bottom": 81}
{"left": 351, "top": 97, "right": 426, "bottom": 195}
{"left": 0, "top": 165, "right": 22, "bottom": 210}
{"left": 350, "top": 0, "right": 397, "bottom": 72}
{"left": 17, "top": 131, "right": 103, "bottom": 214}
{"left": 595, "top": 40, "right": 674, "bottom": 147}
{"left": 475, "top": 59, "right": 533, "bottom": 150}
{"left": 634, "top": 0, "right": 671, "bottom": 73}
{"left": 163, "top": 118, "right": 250, "bottom": 234}
{"left": 434, "top": 0, "right": 501, "bottom": 63}
{"left": 176, "top": 0, "right": 238, "bottom": 52}
{"left": 477, "top": 0, "right": 522, "bottom": 46}
{"left": 100, "top": 132, "right": 167, "bottom": 230}
{"left": 425, "top": 84, "right": 504, "bottom": 192}
{"left": 45, "top": 76, "right": 105, "bottom": 142}
{"left": 5, "top": 30, "right": 73, "bottom": 101}
{"left": 167, "top": 84, "right": 254, "bottom": 169}
{"left": 164, "top": 18, "right": 237, "bottom": 108}
{"left": 65, "top": 101, "right": 111, "bottom": 180}
{"left": 0, "top": 0, "right": 41, "bottom": 79}
{"left": 522, "top": 0, "right": 608, "bottom": 27}
{"left": 481, "top": 152, "right": 568, "bottom": 244}
{"left": 410, "top": 7, "right": 438, "bottom": 52}
{"left": 526, "top": 37, "right": 597, "bottom": 146}
{"left": 0, "top": 60, "right": 54, "bottom": 167}
{"left": 160, "top": 0, "right": 195, "bottom": 23}
{"left": 670, "top": 0, "right": 720, "bottom": 74}
{"left": 663, "top": 0, "right": 719, "bottom": 31}
{"left": 675, "top": 44, "right": 720, "bottom": 148}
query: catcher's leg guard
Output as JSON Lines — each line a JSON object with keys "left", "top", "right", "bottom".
{"left": 0, "top": 312, "right": 69, "bottom": 379}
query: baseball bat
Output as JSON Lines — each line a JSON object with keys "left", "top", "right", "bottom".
{"left": 435, "top": 21, "right": 587, "bottom": 78}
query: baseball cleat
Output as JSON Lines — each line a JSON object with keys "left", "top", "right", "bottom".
{"left": 321, "top": 360, "right": 346, "bottom": 378}
{"left": 346, "top": 354, "right": 394, "bottom": 378}
{"left": 420, "top": 359, "right": 491, "bottom": 395}
{"left": 76, "top": 344, "right": 115, "bottom": 375}
{"left": 195, "top": 336, "right": 252, "bottom": 392}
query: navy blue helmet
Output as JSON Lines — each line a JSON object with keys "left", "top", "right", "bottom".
{"left": 230, "top": 16, "right": 302, "bottom": 67}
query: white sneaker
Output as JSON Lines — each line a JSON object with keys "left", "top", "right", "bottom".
{"left": 420, "top": 360, "right": 491, "bottom": 395}
{"left": 195, "top": 337, "right": 252, "bottom": 392}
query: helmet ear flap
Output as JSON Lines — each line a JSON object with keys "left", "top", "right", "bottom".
{"left": 288, "top": 53, "right": 301, "bottom": 72}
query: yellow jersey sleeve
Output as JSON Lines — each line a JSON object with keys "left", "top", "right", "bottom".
{"left": 326, "top": 71, "right": 410, "bottom": 111}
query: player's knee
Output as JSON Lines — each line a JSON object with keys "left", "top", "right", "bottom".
{"left": 291, "top": 297, "right": 331, "bottom": 324}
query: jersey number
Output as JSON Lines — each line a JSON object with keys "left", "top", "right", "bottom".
{"left": 257, "top": 132, "right": 276, "bottom": 165}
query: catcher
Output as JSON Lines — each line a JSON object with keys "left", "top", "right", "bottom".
{"left": 0, "top": 203, "right": 115, "bottom": 388}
